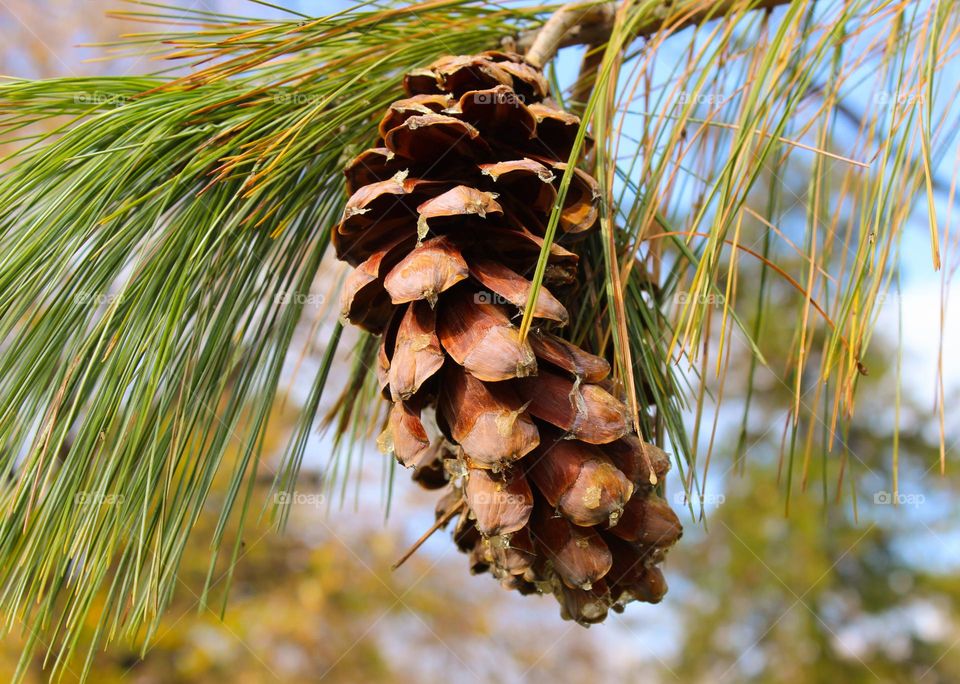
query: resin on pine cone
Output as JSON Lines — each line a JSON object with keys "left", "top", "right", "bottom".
{"left": 334, "top": 50, "right": 681, "bottom": 625}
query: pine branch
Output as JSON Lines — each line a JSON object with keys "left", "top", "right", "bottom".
{"left": 522, "top": 0, "right": 796, "bottom": 65}
{"left": 524, "top": 1, "right": 616, "bottom": 67}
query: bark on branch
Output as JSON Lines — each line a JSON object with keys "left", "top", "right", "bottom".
{"left": 520, "top": 0, "right": 795, "bottom": 66}
{"left": 524, "top": 2, "right": 617, "bottom": 67}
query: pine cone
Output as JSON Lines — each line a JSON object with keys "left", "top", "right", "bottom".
{"left": 334, "top": 51, "right": 681, "bottom": 624}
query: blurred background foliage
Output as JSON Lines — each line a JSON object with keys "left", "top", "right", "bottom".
{"left": 1, "top": 361, "right": 957, "bottom": 683}
{"left": 1, "top": 1, "right": 958, "bottom": 682}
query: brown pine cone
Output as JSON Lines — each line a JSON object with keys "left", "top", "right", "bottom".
{"left": 333, "top": 50, "right": 681, "bottom": 625}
